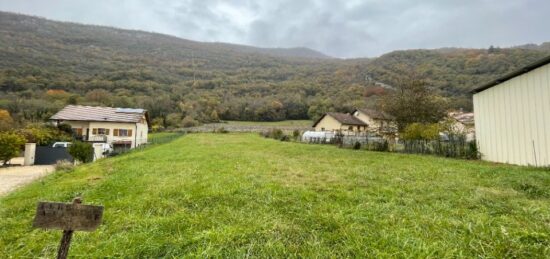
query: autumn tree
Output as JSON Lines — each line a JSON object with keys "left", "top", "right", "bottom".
{"left": 0, "top": 109, "right": 14, "bottom": 131}
{"left": 0, "top": 132, "right": 26, "bottom": 166}
{"left": 85, "top": 89, "right": 112, "bottom": 105}
{"left": 379, "top": 76, "right": 448, "bottom": 131}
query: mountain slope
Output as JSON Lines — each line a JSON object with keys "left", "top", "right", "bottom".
{"left": 0, "top": 11, "right": 330, "bottom": 64}
{"left": 1, "top": 11, "right": 549, "bottom": 127}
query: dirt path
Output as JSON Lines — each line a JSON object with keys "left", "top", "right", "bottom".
{"left": 0, "top": 159, "right": 55, "bottom": 196}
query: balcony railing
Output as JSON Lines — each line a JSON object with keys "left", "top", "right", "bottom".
{"left": 74, "top": 135, "right": 108, "bottom": 142}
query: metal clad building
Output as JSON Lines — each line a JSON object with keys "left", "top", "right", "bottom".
{"left": 472, "top": 56, "right": 550, "bottom": 166}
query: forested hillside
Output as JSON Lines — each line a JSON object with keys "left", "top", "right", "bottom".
{"left": 361, "top": 47, "right": 547, "bottom": 108}
{"left": 1, "top": 11, "right": 549, "bottom": 129}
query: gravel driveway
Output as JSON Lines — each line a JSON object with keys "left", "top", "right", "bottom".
{"left": 0, "top": 158, "right": 55, "bottom": 196}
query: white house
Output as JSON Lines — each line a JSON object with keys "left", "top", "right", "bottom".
{"left": 50, "top": 105, "right": 150, "bottom": 149}
{"left": 471, "top": 55, "right": 550, "bottom": 166}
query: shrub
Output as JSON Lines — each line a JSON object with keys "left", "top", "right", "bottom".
{"left": 21, "top": 124, "right": 71, "bottom": 146}
{"left": 271, "top": 129, "right": 284, "bottom": 139}
{"left": 465, "top": 140, "right": 479, "bottom": 160}
{"left": 55, "top": 160, "right": 74, "bottom": 171}
{"left": 402, "top": 123, "right": 440, "bottom": 140}
{"left": 0, "top": 132, "right": 26, "bottom": 166}
{"left": 261, "top": 129, "right": 283, "bottom": 139}
{"left": 292, "top": 130, "right": 301, "bottom": 140}
{"left": 57, "top": 123, "right": 74, "bottom": 135}
{"left": 261, "top": 129, "right": 289, "bottom": 141}
{"left": 368, "top": 140, "right": 389, "bottom": 152}
{"left": 215, "top": 127, "right": 229, "bottom": 133}
{"left": 181, "top": 115, "right": 199, "bottom": 128}
{"left": 353, "top": 141, "right": 361, "bottom": 150}
{"left": 68, "top": 141, "right": 93, "bottom": 163}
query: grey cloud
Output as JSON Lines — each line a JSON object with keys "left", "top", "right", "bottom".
{"left": 0, "top": 0, "right": 548, "bottom": 57}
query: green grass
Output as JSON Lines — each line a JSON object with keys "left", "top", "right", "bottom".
{"left": 148, "top": 132, "right": 182, "bottom": 140}
{"left": 1, "top": 134, "right": 549, "bottom": 257}
{"left": 224, "top": 120, "right": 312, "bottom": 126}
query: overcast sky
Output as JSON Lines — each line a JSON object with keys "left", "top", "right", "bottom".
{"left": 1, "top": 0, "right": 549, "bottom": 58}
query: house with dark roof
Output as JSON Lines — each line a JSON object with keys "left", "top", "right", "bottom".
{"left": 312, "top": 112, "right": 367, "bottom": 133}
{"left": 352, "top": 108, "right": 397, "bottom": 136}
{"left": 50, "top": 105, "right": 150, "bottom": 148}
{"left": 471, "top": 55, "right": 550, "bottom": 166}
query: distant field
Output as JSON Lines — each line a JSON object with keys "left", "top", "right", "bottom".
{"left": 183, "top": 120, "right": 312, "bottom": 133}
{"left": 1, "top": 134, "right": 549, "bottom": 257}
{"left": 224, "top": 120, "right": 312, "bottom": 127}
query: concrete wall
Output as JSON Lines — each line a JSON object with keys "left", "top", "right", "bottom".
{"left": 473, "top": 63, "right": 550, "bottom": 166}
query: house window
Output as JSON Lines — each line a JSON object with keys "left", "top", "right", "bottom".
{"left": 72, "top": 128, "right": 83, "bottom": 136}
{"left": 114, "top": 129, "right": 132, "bottom": 137}
{"left": 321, "top": 127, "right": 325, "bottom": 131}
{"left": 348, "top": 126, "right": 353, "bottom": 131}
{"left": 92, "top": 128, "right": 110, "bottom": 135}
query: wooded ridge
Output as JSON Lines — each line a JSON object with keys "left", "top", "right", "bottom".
{"left": 1, "top": 11, "right": 548, "bottom": 128}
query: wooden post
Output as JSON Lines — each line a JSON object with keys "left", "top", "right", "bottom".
{"left": 57, "top": 230, "right": 74, "bottom": 259}
{"left": 56, "top": 197, "right": 81, "bottom": 259}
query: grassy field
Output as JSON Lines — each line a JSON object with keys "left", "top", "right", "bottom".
{"left": 147, "top": 132, "right": 184, "bottom": 144}
{"left": 1, "top": 134, "right": 549, "bottom": 257}
{"left": 224, "top": 120, "right": 312, "bottom": 126}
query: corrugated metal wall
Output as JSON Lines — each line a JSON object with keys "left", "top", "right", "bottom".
{"left": 473, "top": 63, "right": 550, "bottom": 166}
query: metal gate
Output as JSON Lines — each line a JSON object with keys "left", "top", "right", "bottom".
{"left": 35, "top": 146, "right": 74, "bottom": 165}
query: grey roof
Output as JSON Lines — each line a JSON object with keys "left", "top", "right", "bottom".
{"left": 471, "top": 55, "right": 550, "bottom": 94}
{"left": 354, "top": 108, "right": 395, "bottom": 120}
{"left": 313, "top": 112, "right": 367, "bottom": 127}
{"left": 50, "top": 105, "right": 147, "bottom": 123}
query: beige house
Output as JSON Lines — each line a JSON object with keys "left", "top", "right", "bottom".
{"left": 312, "top": 112, "right": 367, "bottom": 133}
{"left": 50, "top": 105, "right": 149, "bottom": 149}
{"left": 472, "top": 55, "right": 550, "bottom": 166}
{"left": 352, "top": 108, "right": 397, "bottom": 135}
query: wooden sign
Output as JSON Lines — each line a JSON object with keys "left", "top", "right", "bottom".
{"left": 33, "top": 198, "right": 104, "bottom": 259}
{"left": 33, "top": 201, "right": 104, "bottom": 231}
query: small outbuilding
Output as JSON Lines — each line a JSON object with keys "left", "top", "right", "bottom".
{"left": 471, "top": 56, "right": 550, "bottom": 166}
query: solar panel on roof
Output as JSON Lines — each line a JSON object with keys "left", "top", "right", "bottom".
{"left": 116, "top": 108, "right": 144, "bottom": 113}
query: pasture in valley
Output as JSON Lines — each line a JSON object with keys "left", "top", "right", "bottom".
{"left": 0, "top": 133, "right": 549, "bottom": 257}
{"left": 224, "top": 120, "right": 312, "bottom": 126}
{"left": 183, "top": 120, "right": 312, "bottom": 133}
